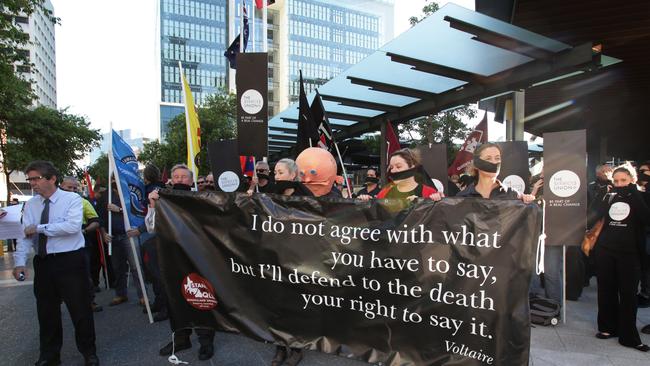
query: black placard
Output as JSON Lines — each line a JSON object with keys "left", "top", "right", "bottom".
{"left": 544, "top": 130, "right": 587, "bottom": 246}
{"left": 419, "top": 144, "right": 448, "bottom": 193}
{"left": 157, "top": 193, "right": 541, "bottom": 365}
{"left": 236, "top": 52, "right": 268, "bottom": 158}
{"left": 497, "top": 141, "right": 529, "bottom": 194}
{"left": 207, "top": 139, "right": 242, "bottom": 192}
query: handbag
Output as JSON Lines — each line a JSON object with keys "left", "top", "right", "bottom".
{"left": 582, "top": 218, "right": 604, "bottom": 256}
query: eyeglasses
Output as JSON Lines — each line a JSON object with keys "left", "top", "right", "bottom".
{"left": 26, "top": 176, "right": 46, "bottom": 182}
{"left": 256, "top": 170, "right": 268, "bottom": 174}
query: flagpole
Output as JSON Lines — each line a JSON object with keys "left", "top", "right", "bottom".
{"left": 333, "top": 141, "right": 352, "bottom": 198}
{"left": 108, "top": 124, "right": 113, "bottom": 256}
{"left": 251, "top": 0, "right": 255, "bottom": 52}
{"left": 109, "top": 153, "right": 154, "bottom": 324}
{"left": 179, "top": 61, "right": 198, "bottom": 191}
{"left": 239, "top": 3, "right": 244, "bottom": 53}
{"left": 262, "top": 0, "right": 267, "bottom": 52}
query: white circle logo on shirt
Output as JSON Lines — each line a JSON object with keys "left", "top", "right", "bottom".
{"left": 431, "top": 178, "right": 444, "bottom": 193}
{"left": 240, "top": 89, "right": 264, "bottom": 115}
{"left": 218, "top": 171, "right": 240, "bottom": 192}
{"left": 549, "top": 170, "right": 581, "bottom": 198}
{"left": 608, "top": 202, "right": 630, "bottom": 221}
{"left": 503, "top": 175, "right": 525, "bottom": 193}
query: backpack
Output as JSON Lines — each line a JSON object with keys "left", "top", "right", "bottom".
{"left": 530, "top": 295, "right": 560, "bottom": 326}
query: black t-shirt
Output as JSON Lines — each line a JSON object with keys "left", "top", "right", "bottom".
{"left": 456, "top": 182, "right": 519, "bottom": 199}
{"left": 354, "top": 184, "right": 381, "bottom": 198}
{"left": 597, "top": 186, "right": 650, "bottom": 254}
{"left": 258, "top": 181, "right": 275, "bottom": 193}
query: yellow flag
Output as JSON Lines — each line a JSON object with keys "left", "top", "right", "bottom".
{"left": 179, "top": 62, "right": 201, "bottom": 180}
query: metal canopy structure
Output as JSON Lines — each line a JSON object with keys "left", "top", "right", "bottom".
{"left": 268, "top": 3, "right": 611, "bottom": 159}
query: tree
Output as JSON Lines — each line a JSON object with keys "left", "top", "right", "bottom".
{"left": 0, "top": 0, "right": 58, "bottom": 67}
{"left": 139, "top": 90, "right": 237, "bottom": 175}
{"left": 2, "top": 106, "right": 101, "bottom": 201}
{"left": 402, "top": 0, "right": 477, "bottom": 165}
{"left": 87, "top": 153, "right": 109, "bottom": 189}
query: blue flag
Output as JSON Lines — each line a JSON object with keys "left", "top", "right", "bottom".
{"left": 111, "top": 130, "right": 146, "bottom": 228}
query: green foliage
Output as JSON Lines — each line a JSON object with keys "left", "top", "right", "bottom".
{"left": 361, "top": 134, "right": 381, "bottom": 155}
{"left": 409, "top": 0, "right": 440, "bottom": 26}
{"left": 4, "top": 106, "right": 101, "bottom": 175}
{"left": 139, "top": 91, "right": 237, "bottom": 175}
{"left": 87, "top": 153, "right": 109, "bottom": 188}
{"left": 0, "top": 0, "right": 58, "bottom": 66}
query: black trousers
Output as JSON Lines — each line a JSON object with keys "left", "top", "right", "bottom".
{"left": 595, "top": 247, "right": 642, "bottom": 346}
{"left": 33, "top": 248, "right": 96, "bottom": 359}
{"left": 143, "top": 237, "right": 167, "bottom": 310}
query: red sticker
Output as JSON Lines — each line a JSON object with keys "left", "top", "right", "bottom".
{"left": 181, "top": 273, "right": 218, "bottom": 310}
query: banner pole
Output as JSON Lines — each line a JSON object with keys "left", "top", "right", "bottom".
{"left": 96, "top": 230, "right": 109, "bottom": 289}
{"left": 251, "top": 0, "right": 255, "bottom": 52}
{"left": 108, "top": 124, "right": 113, "bottom": 256}
{"left": 262, "top": 0, "right": 267, "bottom": 52}
{"left": 333, "top": 141, "right": 352, "bottom": 198}
{"left": 562, "top": 245, "right": 566, "bottom": 324}
{"left": 110, "top": 151, "right": 154, "bottom": 324}
{"left": 239, "top": 3, "right": 244, "bottom": 53}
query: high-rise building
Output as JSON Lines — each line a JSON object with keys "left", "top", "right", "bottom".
{"left": 158, "top": 0, "right": 394, "bottom": 139}
{"left": 14, "top": 0, "right": 57, "bottom": 108}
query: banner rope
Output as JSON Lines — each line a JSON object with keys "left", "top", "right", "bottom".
{"left": 167, "top": 331, "right": 188, "bottom": 365}
{"left": 535, "top": 199, "right": 547, "bottom": 275}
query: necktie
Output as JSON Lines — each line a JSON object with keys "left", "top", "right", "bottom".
{"left": 38, "top": 198, "right": 50, "bottom": 258}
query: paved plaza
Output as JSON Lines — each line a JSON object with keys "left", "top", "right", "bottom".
{"left": 1, "top": 252, "right": 649, "bottom": 366}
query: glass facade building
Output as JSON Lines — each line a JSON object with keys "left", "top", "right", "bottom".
{"left": 159, "top": 0, "right": 228, "bottom": 138}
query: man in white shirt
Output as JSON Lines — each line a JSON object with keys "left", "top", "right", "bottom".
{"left": 13, "top": 161, "right": 99, "bottom": 366}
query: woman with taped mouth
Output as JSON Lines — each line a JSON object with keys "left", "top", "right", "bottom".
{"left": 593, "top": 163, "right": 650, "bottom": 352}
{"left": 269, "top": 158, "right": 309, "bottom": 366}
{"left": 456, "top": 143, "right": 535, "bottom": 203}
{"left": 358, "top": 148, "right": 443, "bottom": 204}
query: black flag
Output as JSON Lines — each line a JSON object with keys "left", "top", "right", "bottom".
{"left": 311, "top": 90, "right": 335, "bottom": 151}
{"left": 224, "top": 7, "right": 249, "bottom": 69}
{"left": 295, "top": 70, "right": 319, "bottom": 154}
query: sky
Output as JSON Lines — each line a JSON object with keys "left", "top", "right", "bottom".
{"left": 51, "top": 0, "right": 505, "bottom": 143}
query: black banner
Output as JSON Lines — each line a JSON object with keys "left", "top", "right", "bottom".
{"left": 157, "top": 193, "right": 540, "bottom": 365}
{"left": 496, "top": 141, "right": 529, "bottom": 194}
{"left": 419, "top": 144, "right": 448, "bottom": 194}
{"left": 236, "top": 52, "right": 268, "bottom": 158}
{"left": 207, "top": 139, "right": 242, "bottom": 192}
{"left": 543, "top": 130, "right": 587, "bottom": 246}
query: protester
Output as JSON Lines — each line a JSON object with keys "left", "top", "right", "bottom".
{"left": 593, "top": 163, "right": 650, "bottom": 352}
{"left": 457, "top": 143, "right": 535, "bottom": 203}
{"left": 60, "top": 176, "right": 104, "bottom": 313}
{"left": 271, "top": 158, "right": 312, "bottom": 196}
{"left": 196, "top": 175, "right": 206, "bottom": 191}
{"left": 204, "top": 173, "right": 215, "bottom": 190}
{"left": 97, "top": 178, "right": 144, "bottom": 307}
{"left": 353, "top": 168, "right": 381, "bottom": 198}
{"left": 13, "top": 161, "right": 99, "bottom": 366}
{"left": 247, "top": 161, "right": 275, "bottom": 193}
{"left": 588, "top": 164, "right": 614, "bottom": 227}
{"left": 295, "top": 147, "right": 341, "bottom": 198}
{"left": 358, "top": 148, "right": 442, "bottom": 203}
{"left": 268, "top": 158, "right": 308, "bottom": 365}
{"left": 636, "top": 161, "right": 650, "bottom": 308}
{"left": 147, "top": 164, "right": 216, "bottom": 361}
{"left": 136, "top": 165, "right": 168, "bottom": 322}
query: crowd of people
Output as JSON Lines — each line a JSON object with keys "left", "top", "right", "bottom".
{"left": 6, "top": 145, "right": 650, "bottom": 365}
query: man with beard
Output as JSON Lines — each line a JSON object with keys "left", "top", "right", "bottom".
{"left": 247, "top": 161, "right": 275, "bottom": 193}
{"left": 146, "top": 164, "right": 216, "bottom": 361}
{"left": 353, "top": 168, "right": 381, "bottom": 198}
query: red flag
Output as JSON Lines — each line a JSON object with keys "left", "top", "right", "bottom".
{"left": 447, "top": 112, "right": 488, "bottom": 176}
{"left": 161, "top": 167, "right": 169, "bottom": 184}
{"left": 385, "top": 120, "right": 401, "bottom": 159}
{"left": 84, "top": 170, "right": 95, "bottom": 201}
{"left": 240, "top": 156, "right": 255, "bottom": 177}
{"left": 255, "top": 0, "right": 275, "bottom": 9}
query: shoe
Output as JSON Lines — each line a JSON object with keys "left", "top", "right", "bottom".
{"left": 642, "top": 324, "right": 650, "bottom": 334}
{"left": 596, "top": 332, "right": 616, "bottom": 339}
{"left": 159, "top": 339, "right": 191, "bottom": 356}
{"left": 153, "top": 310, "right": 169, "bottom": 322}
{"left": 198, "top": 344, "right": 214, "bottom": 360}
{"left": 271, "top": 346, "right": 287, "bottom": 366}
{"left": 91, "top": 302, "right": 103, "bottom": 312}
{"left": 34, "top": 358, "right": 61, "bottom": 366}
{"left": 638, "top": 295, "right": 650, "bottom": 308}
{"left": 108, "top": 296, "right": 128, "bottom": 306}
{"left": 624, "top": 344, "right": 650, "bottom": 352}
{"left": 284, "top": 349, "right": 303, "bottom": 366}
{"left": 84, "top": 354, "right": 100, "bottom": 366}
